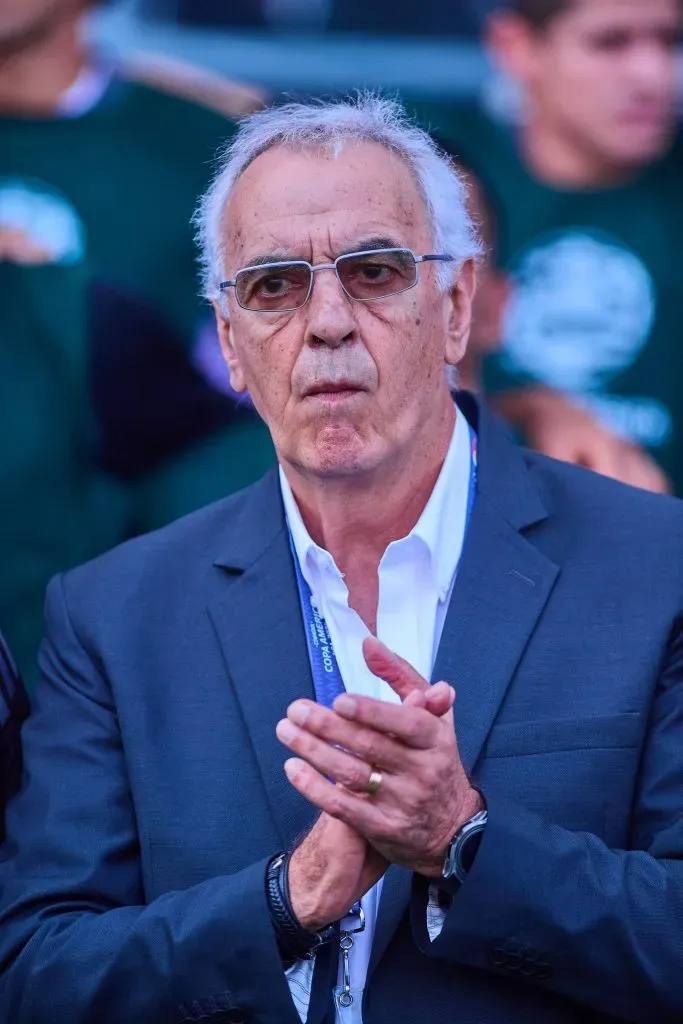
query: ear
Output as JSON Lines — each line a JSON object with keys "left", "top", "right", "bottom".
{"left": 485, "top": 11, "right": 541, "bottom": 85}
{"left": 212, "top": 299, "right": 248, "bottom": 394}
{"left": 445, "top": 259, "right": 477, "bottom": 370}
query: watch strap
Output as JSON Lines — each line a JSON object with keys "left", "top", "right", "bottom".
{"left": 265, "top": 852, "right": 336, "bottom": 965}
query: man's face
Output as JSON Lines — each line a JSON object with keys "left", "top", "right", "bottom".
{"left": 0, "top": 0, "right": 83, "bottom": 55}
{"left": 215, "top": 141, "right": 473, "bottom": 479}
{"left": 493, "top": 0, "right": 680, "bottom": 170}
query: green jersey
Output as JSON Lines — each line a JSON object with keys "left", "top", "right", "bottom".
{"left": 0, "top": 73, "right": 276, "bottom": 685}
{"left": 414, "top": 101, "right": 683, "bottom": 495}
{"left": 0, "top": 262, "right": 128, "bottom": 683}
{"left": 0, "top": 74, "right": 233, "bottom": 345}
{"left": 0, "top": 257, "right": 275, "bottom": 686}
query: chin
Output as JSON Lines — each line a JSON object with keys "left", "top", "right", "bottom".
{"left": 299, "top": 423, "right": 379, "bottom": 478}
{"left": 606, "top": 126, "right": 672, "bottom": 167}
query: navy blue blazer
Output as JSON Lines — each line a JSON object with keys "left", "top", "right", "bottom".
{"left": 1, "top": 395, "right": 683, "bottom": 1024}
{"left": 0, "top": 632, "right": 28, "bottom": 844}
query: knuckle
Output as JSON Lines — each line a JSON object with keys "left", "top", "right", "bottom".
{"left": 294, "top": 729, "right": 316, "bottom": 757}
{"left": 348, "top": 760, "right": 370, "bottom": 791}
{"left": 352, "top": 728, "right": 380, "bottom": 761}
{"left": 404, "top": 717, "right": 425, "bottom": 746}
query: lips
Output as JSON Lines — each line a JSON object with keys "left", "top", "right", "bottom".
{"left": 303, "top": 380, "right": 365, "bottom": 398}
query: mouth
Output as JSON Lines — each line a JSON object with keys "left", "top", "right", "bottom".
{"left": 302, "top": 381, "right": 366, "bottom": 402}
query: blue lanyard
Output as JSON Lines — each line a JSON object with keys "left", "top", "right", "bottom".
{"left": 289, "top": 421, "right": 478, "bottom": 709}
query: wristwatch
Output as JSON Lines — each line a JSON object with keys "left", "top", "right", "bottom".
{"left": 441, "top": 807, "right": 488, "bottom": 890}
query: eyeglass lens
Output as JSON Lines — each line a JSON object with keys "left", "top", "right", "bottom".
{"left": 234, "top": 249, "right": 418, "bottom": 311}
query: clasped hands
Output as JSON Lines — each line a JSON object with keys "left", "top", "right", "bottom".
{"left": 276, "top": 636, "right": 483, "bottom": 931}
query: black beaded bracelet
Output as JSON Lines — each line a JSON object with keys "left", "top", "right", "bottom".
{"left": 265, "top": 852, "right": 336, "bottom": 965}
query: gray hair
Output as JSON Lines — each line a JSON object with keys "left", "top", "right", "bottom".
{"left": 195, "top": 93, "right": 484, "bottom": 304}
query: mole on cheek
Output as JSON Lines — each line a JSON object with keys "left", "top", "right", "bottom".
{"left": 415, "top": 317, "right": 421, "bottom": 326}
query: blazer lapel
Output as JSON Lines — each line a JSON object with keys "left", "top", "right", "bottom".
{"left": 207, "top": 469, "right": 318, "bottom": 849}
{"left": 434, "top": 496, "right": 559, "bottom": 775}
{"left": 370, "top": 397, "right": 560, "bottom": 975}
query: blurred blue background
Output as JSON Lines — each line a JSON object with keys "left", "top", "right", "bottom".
{"left": 89, "top": 0, "right": 504, "bottom": 100}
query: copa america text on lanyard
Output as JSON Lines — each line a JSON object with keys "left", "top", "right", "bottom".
{"left": 288, "top": 419, "right": 478, "bottom": 1011}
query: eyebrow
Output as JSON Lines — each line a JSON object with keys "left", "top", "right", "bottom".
{"left": 338, "top": 236, "right": 403, "bottom": 257}
{"left": 239, "top": 236, "right": 405, "bottom": 270}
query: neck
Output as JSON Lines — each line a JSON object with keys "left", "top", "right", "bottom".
{"left": 0, "top": 17, "right": 86, "bottom": 115}
{"left": 520, "top": 114, "right": 635, "bottom": 189}
{"left": 284, "top": 399, "right": 457, "bottom": 632}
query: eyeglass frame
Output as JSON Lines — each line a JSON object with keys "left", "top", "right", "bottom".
{"left": 218, "top": 247, "right": 455, "bottom": 312}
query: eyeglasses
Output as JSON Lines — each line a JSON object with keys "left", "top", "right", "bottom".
{"left": 218, "top": 247, "right": 454, "bottom": 313}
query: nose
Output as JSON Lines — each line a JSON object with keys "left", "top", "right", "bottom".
{"left": 303, "top": 266, "right": 358, "bottom": 349}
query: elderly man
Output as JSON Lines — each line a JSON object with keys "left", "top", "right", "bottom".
{"left": 1, "top": 95, "right": 682, "bottom": 1024}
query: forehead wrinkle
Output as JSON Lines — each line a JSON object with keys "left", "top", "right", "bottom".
{"left": 238, "top": 234, "right": 411, "bottom": 273}
{"left": 224, "top": 147, "right": 432, "bottom": 271}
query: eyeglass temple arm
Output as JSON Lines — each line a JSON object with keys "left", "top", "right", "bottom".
{"left": 415, "top": 254, "right": 455, "bottom": 263}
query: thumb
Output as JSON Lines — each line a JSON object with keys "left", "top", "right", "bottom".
{"left": 422, "top": 681, "right": 456, "bottom": 717}
{"left": 362, "top": 636, "right": 429, "bottom": 702}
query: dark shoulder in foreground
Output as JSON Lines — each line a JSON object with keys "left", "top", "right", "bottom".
{"left": 0, "top": 632, "right": 25, "bottom": 724}
{"left": 0, "top": 632, "right": 29, "bottom": 839}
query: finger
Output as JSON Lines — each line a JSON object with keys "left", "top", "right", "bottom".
{"left": 362, "top": 636, "right": 429, "bottom": 702}
{"left": 404, "top": 681, "right": 452, "bottom": 714}
{"left": 284, "top": 758, "right": 383, "bottom": 835}
{"left": 277, "top": 718, "right": 375, "bottom": 792}
{"left": 332, "top": 692, "right": 440, "bottom": 749}
{"left": 286, "top": 699, "right": 410, "bottom": 770}
{"left": 423, "top": 682, "right": 455, "bottom": 718}
{"left": 403, "top": 689, "right": 428, "bottom": 709}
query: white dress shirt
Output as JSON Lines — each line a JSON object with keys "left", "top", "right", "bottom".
{"left": 279, "top": 406, "right": 472, "bottom": 1024}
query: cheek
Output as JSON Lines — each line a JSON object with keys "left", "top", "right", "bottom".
{"left": 363, "top": 300, "right": 444, "bottom": 395}
{"left": 231, "top": 319, "right": 298, "bottom": 413}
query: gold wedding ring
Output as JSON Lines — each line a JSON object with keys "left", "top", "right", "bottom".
{"left": 365, "top": 769, "right": 383, "bottom": 796}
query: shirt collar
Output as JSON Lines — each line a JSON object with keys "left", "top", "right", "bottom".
{"left": 279, "top": 405, "right": 472, "bottom": 600}
{"left": 408, "top": 405, "right": 471, "bottom": 597}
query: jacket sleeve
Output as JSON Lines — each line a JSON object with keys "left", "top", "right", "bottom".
{"left": 0, "top": 575, "right": 301, "bottom": 1024}
{"left": 411, "top": 623, "right": 683, "bottom": 1023}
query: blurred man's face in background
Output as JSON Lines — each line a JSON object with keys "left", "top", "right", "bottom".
{"left": 0, "top": 0, "right": 84, "bottom": 55}
{"left": 489, "top": 0, "right": 681, "bottom": 172}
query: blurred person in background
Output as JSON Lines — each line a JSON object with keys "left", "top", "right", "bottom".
{"left": 0, "top": 0, "right": 265, "bottom": 344}
{"left": 0, "top": 630, "right": 28, "bottom": 844}
{"left": 452, "top": 160, "right": 509, "bottom": 392}
{"left": 0, "top": 0, "right": 277, "bottom": 678}
{"left": 2, "top": 242, "right": 277, "bottom": 685}
{"left": 413, "top": 0, "right": 682, "bottom": 494}
{"left": 0, "top": 238, "right": 273, "bottom": 686}
{"left": 451, "top": 155, "right": 669, "bottom": 490}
